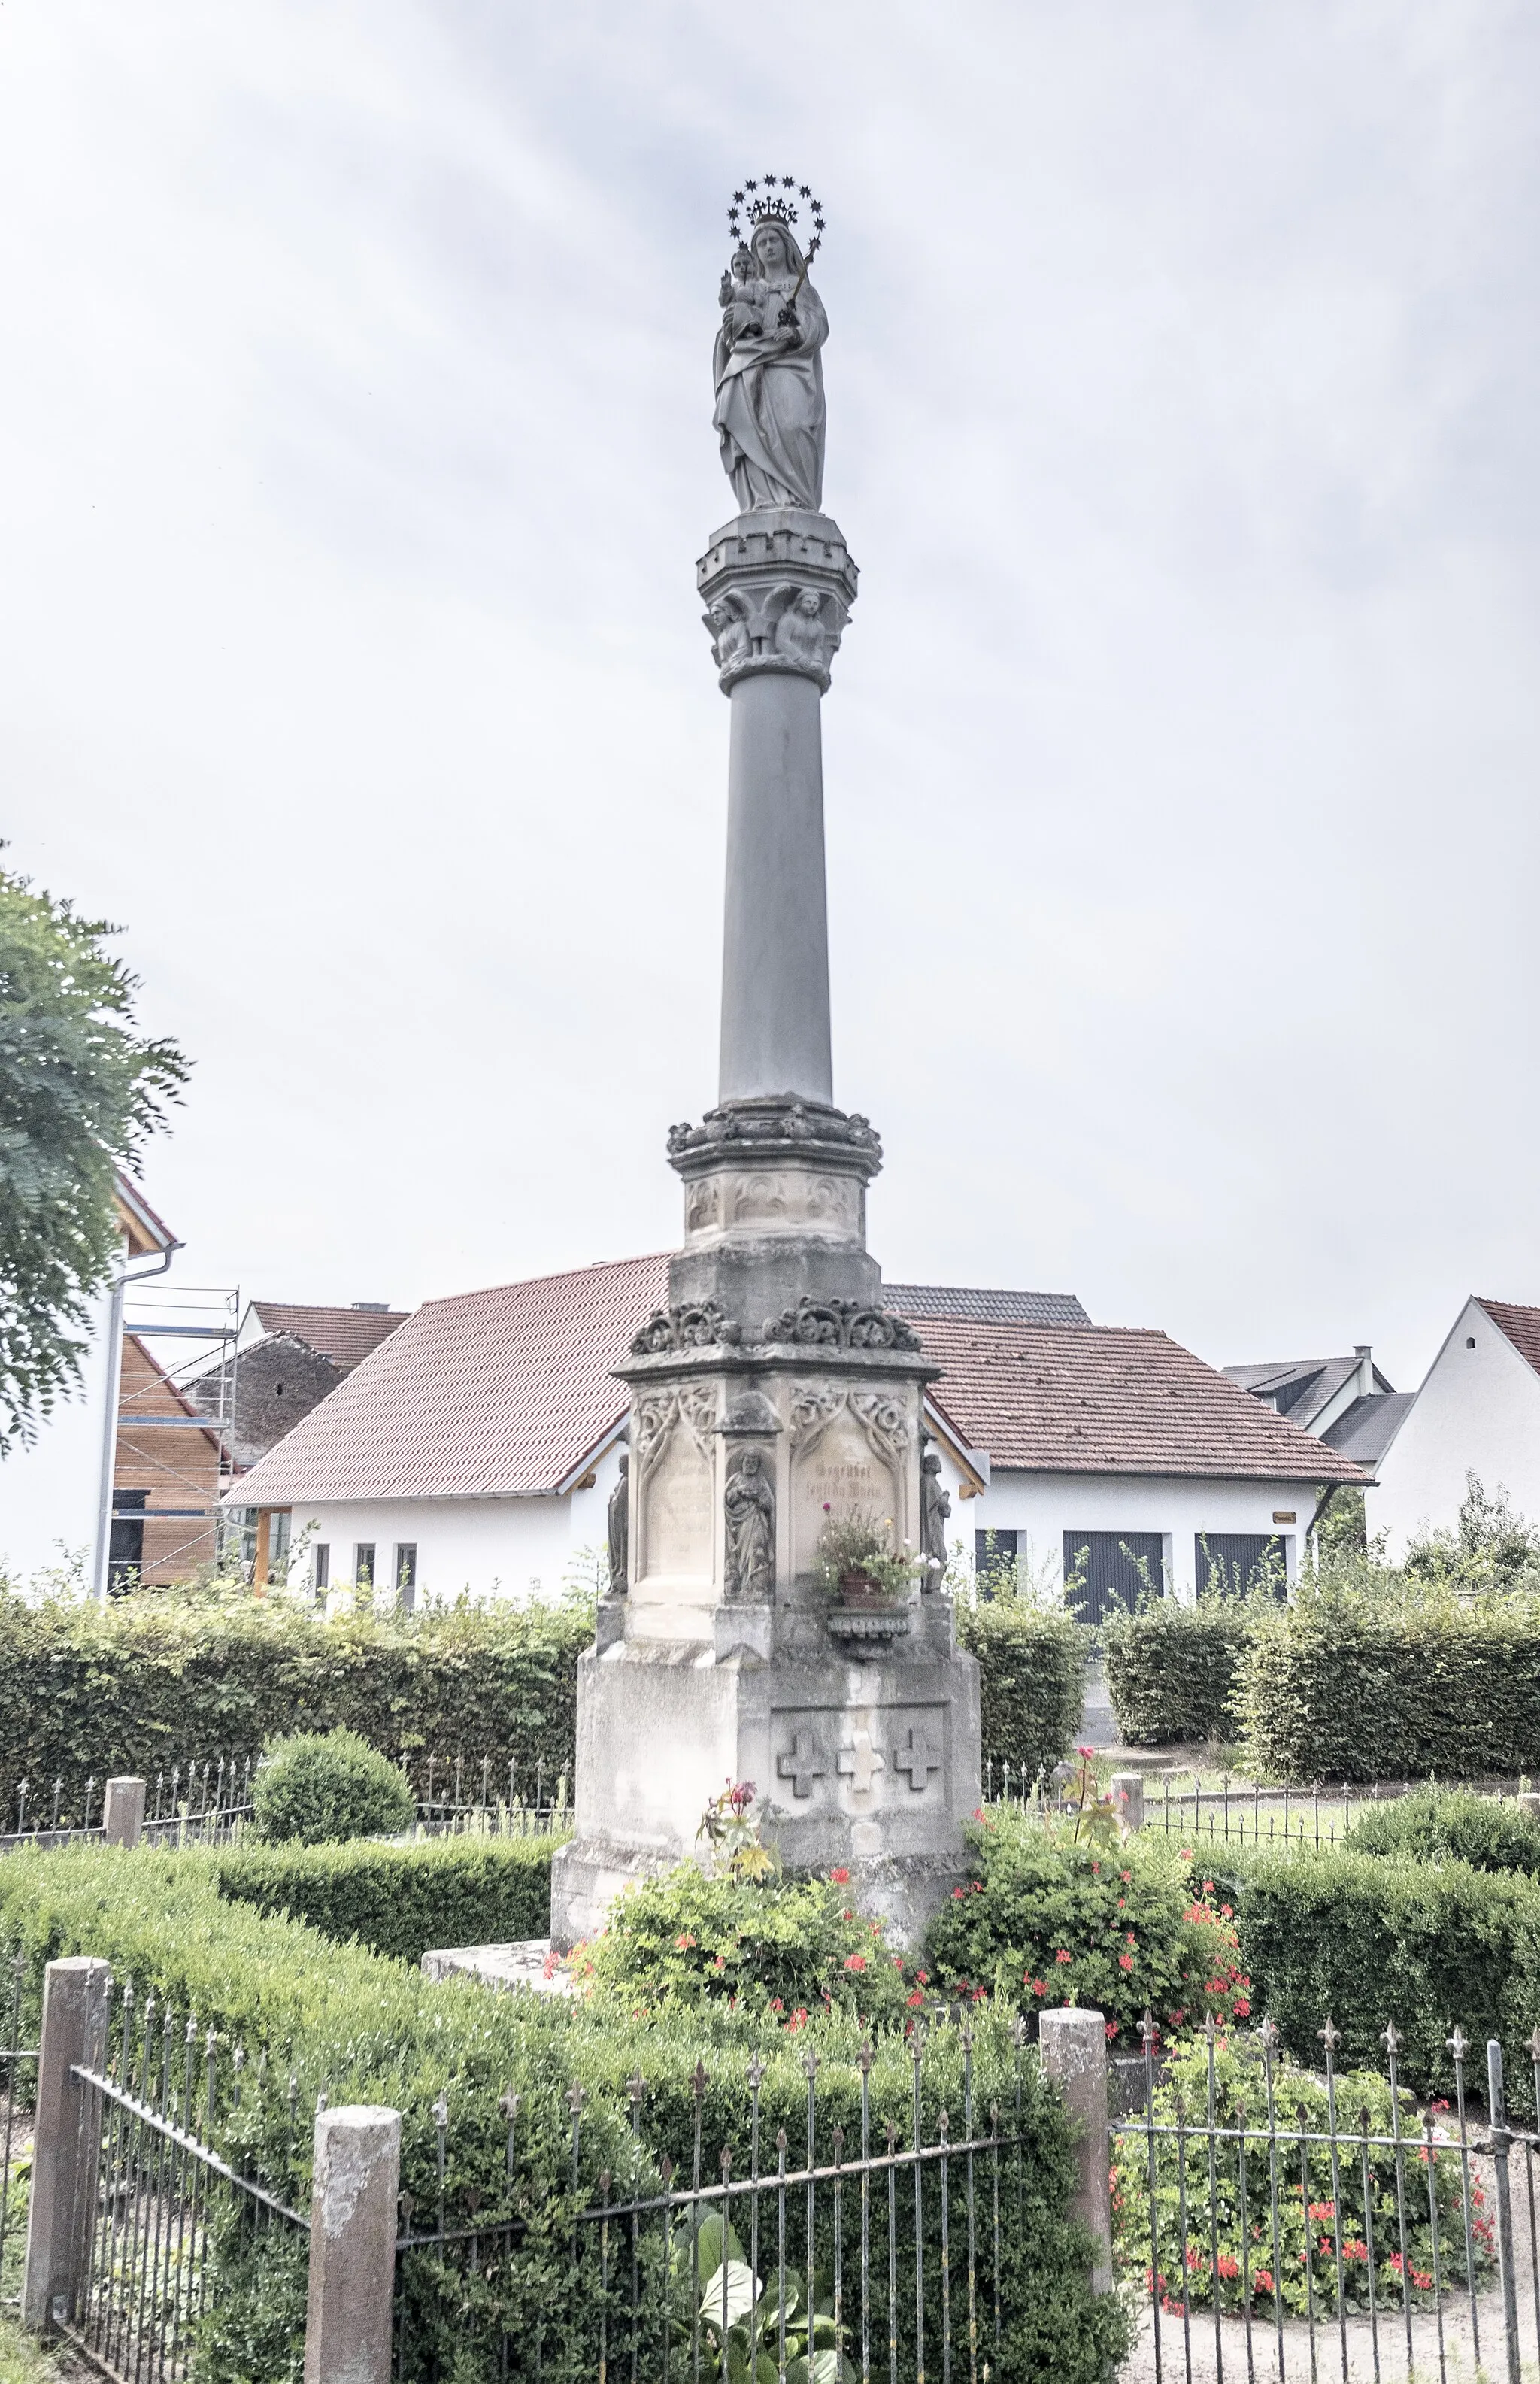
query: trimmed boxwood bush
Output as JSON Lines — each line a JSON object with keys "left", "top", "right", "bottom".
{"left": 1344, "top": 1785, "right": 1540, "bottom": 1874}
{"left": 0, "top": 1843, "right": 1127, "bottom": 2384}
{"left": 0, "top": 1587, "right": 593, "bottom": 1799}
{"left": 1103, "top": 1601, "right": 1252, "bottom": 1746}
{"left": 216, "top": 1827, "right": 562, "bottom": 1962}
{"left": 956, "top": 1601, "right": 1083, "bottom": 1778}
{"left": 1238, "top": 1588, "right": 1540, "bottom": 1782}
{"left": 253, "top": 1728, "right": 416, "bottom": 1844}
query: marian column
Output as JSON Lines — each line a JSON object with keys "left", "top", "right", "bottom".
{"left": 551, "top": 183, "right": 980, "bottom": 1949}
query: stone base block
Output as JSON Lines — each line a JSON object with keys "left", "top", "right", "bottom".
{"left": 421, "top": 1939, "right": 572, "bottom": 1996}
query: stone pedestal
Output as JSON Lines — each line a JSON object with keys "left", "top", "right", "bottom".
{"left": 550, "top": 503, "right": 981, "bottom": 1950}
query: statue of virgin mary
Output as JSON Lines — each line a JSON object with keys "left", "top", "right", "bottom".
{"left": 713, "top": 217, "right": 829, "bottom": 514}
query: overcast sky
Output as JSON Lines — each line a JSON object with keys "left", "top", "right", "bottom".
{"left": 3, "top": 2, "right": 1536, "bottom": 1390}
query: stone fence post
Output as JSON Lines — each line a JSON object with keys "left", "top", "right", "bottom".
{"left": 1108, "top": 1771, "right": 1144, "bottom": 1831}
{"left": 304, "top": 2105, "right": 402, "bottom": 2384}
{"left": 102, "top": 1777, "right": 146, "bottom": 1849}
{"left": 23, "top": 1956, "right": 111, "bottom": 2331}
{"left": 1039, "top": 2006, "right": 1113, "bottom": 2293}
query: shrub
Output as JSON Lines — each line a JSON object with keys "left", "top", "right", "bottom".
{"left": 956, "top": 1601, "right": 1084, "bottom": 1780}
{"left": 1232, "top": 1846, "right": 1540, "bottom": 2109}
{"left": 252, "top": 1729, "right": 416, "bottom": 1844}
{"left": 215, "top": 1827, "right": 562, "bottom": 1963}
{"left": 0, "top": 1586, "right": 593, "bottom": 1803}
{"left": 0, "top": 1844, "right": 1126, "bottom": 2384}
{"left": 1113, "top": 2028, "right": 1492, "bottom": 2315}
{"left": 923, "top": 1808, "right": 1253, "bottom": 2042}
{"left": 1344, "top": 1786, "right": 1540, "bottom": 1875}
{"left": 1102, "top": 1602, "right": 1252, "bottom": 1746}
{"left": 1238, "top": 1585, "right": 1540, "bottom": 1781}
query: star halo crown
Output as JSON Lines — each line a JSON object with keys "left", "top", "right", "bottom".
{"left": 726, "top": 175, "right": 825, "bottom": 264}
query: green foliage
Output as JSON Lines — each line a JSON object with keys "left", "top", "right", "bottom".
{"left": 678, "top": 2208, "right": 853, "bottom": 2382}
{"left": 252, "top": 1728, "right": 416, "bottom": 1844}
{"left": 1113, "top": 2029, "right": 1491, "bottom": 2315}
{"left": 1345, "top": 1785, "right": 1540, "bottom": 1875}
{"left": 0, "top": 1843, "right": 1126, "bottom": 2384}
{"left": 0, "top": 1587, "right": 593, "bottom": 1797}
{"left": 923, "top": 1809, "right": 1253, "bottom": 2041}
{"left": 1314, "top": 1486, "right": 1369, "bottom": 1564}
{"left": 1103, "top": 1602, "right": 1253, "bottom": 1747}
{"left": 1404, "top": 1474, "right": 1540, "bottom": 1592}
{"left": 0, "top": 866, "right": 188, "bottom": 1454}
{"left": 1232, "top": 1846, "right": 1540, "bottom": 2109}
{"left": 573, "top": 1863, "right": 913, "bottom": 2026}
{"left": 1238, "top": 1578, "right": 1540, "bottom": 1781}
{"left": 215, "top": 1827, "right": 562, "bottom": 1963}
{"left": 956, "top": 1600, "right": 1084, "bottom": 1780}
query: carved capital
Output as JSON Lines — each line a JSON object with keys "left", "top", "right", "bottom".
{"left": 697, "top": 511, "right": 858, "bottom": 696}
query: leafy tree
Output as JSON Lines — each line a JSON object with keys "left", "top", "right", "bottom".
{"left": 0, "top": 865, "right": 187, "bottom": 1452}
{"left": 1405, "top": 1470, "right": 1540, "bottom": 1588}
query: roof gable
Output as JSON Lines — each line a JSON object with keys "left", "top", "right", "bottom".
{"left": 1475, "top": 1300, "right": 1540, "bottom": 1380}
{"left": 250, "top": 1301, "right": 411, "bottom": 1371}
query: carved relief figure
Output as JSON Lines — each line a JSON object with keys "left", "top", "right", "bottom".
{"left": 607, "top": 1451, "right": 629, "bottom": 1596}
{"left": 705, "top": 598, "right": 751, "bottom": 673}
{"left": 773, "top": 588, "right": 835, "bottom": 675}
{"left": 723, "top": 1447, "right": 776, "bottom": 1602}
{"left": 920, "top": 1447, "right": 950, "bottom": 1592}
{"left": 712, "top": 217, "right": 828, "bottom": 513}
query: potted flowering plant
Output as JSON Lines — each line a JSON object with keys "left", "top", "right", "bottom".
{"left": 813, "top": 1509, "right": 923, "bottom": 1608}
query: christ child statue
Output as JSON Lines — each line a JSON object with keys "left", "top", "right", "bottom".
{"left": 717, "top": 246, "right": 772, "bottom": 343}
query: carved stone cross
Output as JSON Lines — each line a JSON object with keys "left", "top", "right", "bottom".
{"left": 777, "top": 1730, "right": 829, "bottom": 1799}
{"left": 893, "top": 1725, "right": 941, "bottom": 1792}
{"left": 837, "top": 1729, "right": 886, "bottom": 1796}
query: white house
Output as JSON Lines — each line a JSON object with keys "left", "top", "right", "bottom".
{"left": 227, "top": 1254, "right": 1362, "bottom": 1609}
{"left": 0, "top": 1175, "right": 181, "bottom": 1592}
{"left": 1369, "top": 1297, "right": 1540, "bottom": 1558}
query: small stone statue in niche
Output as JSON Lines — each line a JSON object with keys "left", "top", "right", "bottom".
{"left": 772, "top": 587, "right": 833, "bottom": 675}
{"left": 606, "top": 1451, "right": 629, "bottom": 1596}
{"left": 723, "top": 1446, "right": 775, "bottom": 1602}
{"left": 920, "top": 1445, "right": 950, "bottom": 1592}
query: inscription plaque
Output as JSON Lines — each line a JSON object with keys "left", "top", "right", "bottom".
{"left": 641, "top": 1432, "right": 714, "bottom": 1582}
{"left": 793, "top": 1407, "right": 896, "bottom": 1577}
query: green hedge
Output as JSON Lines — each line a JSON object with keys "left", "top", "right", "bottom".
{"left": 1344, "top": 1785, "right": 1540, "bottom": 1874}
{"left": 957, "top": 1602, "right": 1084, "bottom": 1778}
{"left": 1239, "top": 1595, "right": 1540, "bottom": 1780}
{"left": 214, "top": 1828, "right": 563, "bottom": 1964}
{"left": 0, "top": 1589, "right": 593, "bottom": 1798}
{"left": 0, "top": 1843, "right": 1124, "bottom": 2384}
{"left": 1103, "top": 1603, "right": 1252, "bottom": 1746}
{"left": 1232, "top": 1846, "right": 1540, "bottom": 2110}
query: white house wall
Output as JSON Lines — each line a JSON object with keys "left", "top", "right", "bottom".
{"left": 286, "top": 1442, "right": 622, "bottom": 1603}
{"left": 1369, "top": 1299, "right": 1540, "bottom": 1559}
{"left": 939, "top": 1466, "right": 1308, "bottom": 1598}
{"left": 0, "top": 1278, "right": 117, "bottom": 1588}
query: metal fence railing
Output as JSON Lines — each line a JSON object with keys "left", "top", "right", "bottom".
{"left": 405, "top": 1752, "right": 570, "bottom": 1837}
{"left": 393, "top": 2033, "right": 1026, "bottom": 2383}
{"left": 58, "top": 1979, "right": 309, "bottom": 2384}
{"left": 1114, "top": 2010, "right": 1540, "bottom": 2384}
{"left": 0, "top": 1953, "right": 38, "bottom": 2313}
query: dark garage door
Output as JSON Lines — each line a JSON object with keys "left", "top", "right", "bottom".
{"left": 1063, "top": 1532, "right": 1166, "bottom": 1625}
{"left": 1196, "top": 1533, "right": 1287, "bottom": 1598}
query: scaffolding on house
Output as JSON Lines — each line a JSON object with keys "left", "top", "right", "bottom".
{"left": 109, "top": 1283, "right": 243, "bottom": 1589}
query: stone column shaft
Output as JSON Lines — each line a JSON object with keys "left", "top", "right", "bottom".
{"left": 719, "top": 672, "right": 832, "bottom": 1105}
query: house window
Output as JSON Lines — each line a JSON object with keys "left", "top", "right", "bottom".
{"left": 1196, "top": 1533, "right": 1287, "bottom": 1600}
{"left": 313, "top": 1542, "right": 330, "bottom": 1591}
{"left": 271, "top": 1511, "right": 293, "bottom": 1571}
{"left": 354, "top": 1543, "right": 376, "bottom": 1588}
{"left": 974, "top": 1530, "right": 1019, "bottom": 1597}
{"left": 109, "top": 1490, "right": 147, "bottom": 1596}
{"left": 1063, "top": 1533, "right": 1166, "bottom": 1626}
{"left": 393, "top": 1544, "right": 417, "bottom": 1610}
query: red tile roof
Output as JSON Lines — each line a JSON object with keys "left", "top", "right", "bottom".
{"left": 905, "top": 1318, "right": 1365, "bottom": 1482}
{"left": 229, "top": 1258, "right": 1363, "bottom": 1507}
{"left": 251, "top": 1302, "right": 411, "bottom": 1371}
{"left": 1476, "top": 1300, "right": 1540, "bottom": 1377}
{"left": 232, "top": 1257, "right": 671, "bottom": 1505}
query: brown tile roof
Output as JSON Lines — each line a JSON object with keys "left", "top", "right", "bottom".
{"left": 231, "top": 1256, "right": 671, "bottom": 1505}
{"left": 905, "top": 1318, "right": 1366, "bottom": 1482}
{"left": 1476, "top": 1300, "right": 1540, "bottom": 1377}
{"left": 251, "top": 1302, "right": 411, "bottom": 1371}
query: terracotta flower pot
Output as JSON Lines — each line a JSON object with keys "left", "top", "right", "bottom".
{"left": 837, "top": 1573, "right": 892, "bottom": 1610}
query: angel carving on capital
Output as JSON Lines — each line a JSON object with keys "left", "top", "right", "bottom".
{"left": 772, "top": 589, "right": 832, "bottom": 674}
{"left": 713, "top": 197, "right": 828, "bottom": 514}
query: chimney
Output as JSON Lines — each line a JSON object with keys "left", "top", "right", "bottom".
{"left": 1354, "top": 1343, "right": 1373, "bottom": 1397}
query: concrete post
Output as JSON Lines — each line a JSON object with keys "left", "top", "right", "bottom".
{"left": 102, "top": 1777, "right": 146, "bottom": 1849}
{"left": 718, "top": 671, "right": 833, "bottom": 1105}
{"left": 1516, "top": 1792, "right": 1540, "bottom": 1826}
{"left": 23, "top": 1957, "right": 111, "bottom": 2331}
{"left": 1039, "top": 2006, "right": 1113, "bottom": 2292}
{"left": 304, "top": 2105, "right": 402, "bottom": 2384}
{"left": 1109, "top": 1771, "right": 1144, "bottom": 1831}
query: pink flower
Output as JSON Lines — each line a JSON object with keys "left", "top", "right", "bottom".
{"left": 844, "top": 1953, "right": 868, "bottom": 1973}
{"left": 1055, "top": 1949, "right": 1072, "bottom": 1964}
{"left": 1118, "top": 1954, "right": 1134, "bottom": 1972}
{"left": 829, "top": 1866, "right": 850, "bottom": 1884}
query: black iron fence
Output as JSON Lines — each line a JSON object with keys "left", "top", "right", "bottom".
{"left": 406, "top": 1752, "right": 570, "bottom": 1836}
{"left": 57, "top": 1977, "right": 309, "bottom": 2384}
{"left": 0, "top": 1952, "right": 38, "bottom": 2311}
{"left": 393, "top": 2033, "right": 1027, "bottom": 2384}
{"left": 1114, "top": 2009, "right": 1540, "bottom": 2384}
